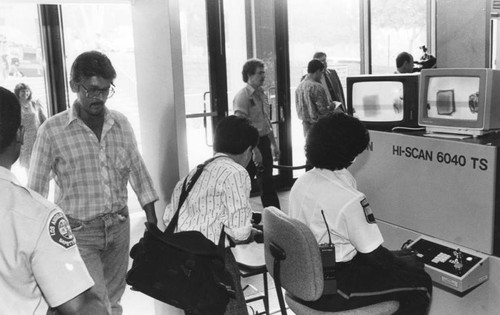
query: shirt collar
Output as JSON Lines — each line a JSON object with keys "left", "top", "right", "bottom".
{"left": 0, "top": 166, "right": 20, "bottom": 186}
{"left": 213, "top": 152, "right": 229, "bottom": 158}
{"left": 245, "top": 83, "right": 263, "bottom": 96}
{"left": 66, "top": 101, "right": 113, "bottom": 128}
{"left": 245, "top": 84, "right": 256, "bottom": 94}
{"left": 315, "top": 168, "right": 356, "bottom": 188}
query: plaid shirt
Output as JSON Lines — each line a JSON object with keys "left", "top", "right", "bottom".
{"left": 28, "top": 105, "right": 158, "bottom": 221}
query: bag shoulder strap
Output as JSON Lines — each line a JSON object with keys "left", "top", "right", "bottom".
{"left": 165, "top": 155, "right": 224, "bottom": 234}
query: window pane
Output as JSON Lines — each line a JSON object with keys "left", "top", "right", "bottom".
{"left": 371, "top": 0, "right": 427, "bottom": 74}
{"left": 61, "top": 4, "right": 140, "bottom": 145}
{"left": 1, "top": 3, "right": 48, "bottom": 185}
{"left": 288, "top": 0, "right": 360, "bottom": 176}
{"left": 61, "top": 4, "right": 142, "bottom": 213}
{"left": 179, "top": 0, "right": 214, "bottom": 169}
{"left": 224, "top": 0, "right": 247, "bottom": 112}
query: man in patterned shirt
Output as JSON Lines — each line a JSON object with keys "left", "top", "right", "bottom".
{"left": 28, "top": 51, "right": 159, "bottom": 315}
{"left": 163, "top": 115, "right": 260, "bottom": 315}
{"left": 296, "top": 59, "right": 336, "bottom": 137}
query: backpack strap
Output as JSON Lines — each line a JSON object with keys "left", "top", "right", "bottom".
{"left": 217, "top": 225, "right": 227, "bottom": 254}
{"left": 165, "top": 156, "right": 224, "bottom": 234}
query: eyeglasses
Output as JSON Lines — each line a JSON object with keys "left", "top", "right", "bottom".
{"left": 79, "top": 83, "right": 115, "bottom": 99}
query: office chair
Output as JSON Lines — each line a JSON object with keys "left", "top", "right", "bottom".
{"left": 262, "top": 207, "right": 399, "bottom": 315}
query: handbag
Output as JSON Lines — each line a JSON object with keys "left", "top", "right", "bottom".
{"left": 126, "top": 158, "right": 236, "bottom": 315}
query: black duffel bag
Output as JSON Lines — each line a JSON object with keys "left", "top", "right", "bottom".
{"left": 126, "top": 158, "right": 235, "bottom": 315}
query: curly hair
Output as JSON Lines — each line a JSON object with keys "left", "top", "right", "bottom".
{"left": 241, "top": 59, "right": 264, "bottom": 83}
{"left": 0, "top": 87, "right": 21, "bottom": 152}
{"left": 305, "top": 112, "right": 370, "bottom": 170}
{"left": 70, "top": 50, "right": 117, "bottom": 84}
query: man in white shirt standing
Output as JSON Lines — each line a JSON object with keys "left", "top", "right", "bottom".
{"left": 0, "top": 86, "right": 107, "bottom": 314}
{"left": 233, "top": 59, "right": 281, "bottom": 210}
{"left": 164, "top": 115, "right": 261, "bottom": 315}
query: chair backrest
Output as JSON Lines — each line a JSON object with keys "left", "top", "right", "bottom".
{"left": 263, "top": 206, "right": 324, "bottom": 301}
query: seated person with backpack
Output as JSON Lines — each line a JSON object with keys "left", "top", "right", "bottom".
{"left": 163, "top": 115, "right": 262, "bottom": 315}
{"left": 288, "top": 113, "right": 433, "bottom": 315}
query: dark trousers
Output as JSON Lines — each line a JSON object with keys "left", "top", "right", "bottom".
{"left": 246, "top": 136, "right": 281, "bottom": 209}
{"left": 304, "top": 253, "right": 432, "bottom": 315}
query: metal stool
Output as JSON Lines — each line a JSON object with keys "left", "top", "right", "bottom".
{"left": 231, "top": 243, "right": 270, "bottom": 315}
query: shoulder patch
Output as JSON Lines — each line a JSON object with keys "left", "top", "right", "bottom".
{"left": 48, "top": 212, "right": 76, "bottom": 249}
{"left": 360, "top": 198, "right": 376, "bottom": 224}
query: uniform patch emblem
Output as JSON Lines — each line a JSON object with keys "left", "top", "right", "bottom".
{"left": 48, "top": 212, "right": 76, "bottom": 249}
{"left": 360, "top": 198, "right": 376, "bottom": 224}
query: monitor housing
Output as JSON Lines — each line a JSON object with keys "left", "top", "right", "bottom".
{"left": 346, "top": 73, "right": 420, "bottom": 131}
{"left": 418, "top": 68, "right": 500, "bottom": 137}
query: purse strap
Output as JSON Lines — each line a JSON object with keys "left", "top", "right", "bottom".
{"left": 165, "top": 156, "right": 227, "bottom": 249}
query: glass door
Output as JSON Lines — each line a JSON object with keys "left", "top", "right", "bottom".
{"left": 224, "top": 0, "right": 293, "bottom": 188}
{"left": 179, "top": 0, "right": 216, "bottom": 169}
{"left": 1, "top": 3, "right": 49, "bottom": 186}
{"left": 288, "top": 0, "right": 361, "bottom": 178}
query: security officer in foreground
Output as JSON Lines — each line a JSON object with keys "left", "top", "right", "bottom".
{"left": 0, "top": 86, "right": 107, "bottom": 315}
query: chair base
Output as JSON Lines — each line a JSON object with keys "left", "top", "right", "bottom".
{"left": 285, "top": 293, "right": 399, "bottom": 315}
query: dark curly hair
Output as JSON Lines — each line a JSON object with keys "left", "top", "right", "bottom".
{"left": 0, "top": 87, "right": 21, "bottom": 153}
{"left": 70, "top": 50, "right": 117, "bottom": 84}
{"left": 305, "top": 112, "right": 370, "bottom": 170}
{"left": 241, "top": 59, "right": 264, "bottom": 83}
{"left": 214, "top": 115, "right": 259, "bottom": 155}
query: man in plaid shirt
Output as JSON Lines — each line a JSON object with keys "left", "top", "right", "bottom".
{"left": 28, "top": 51, "right": 158, "bottom": 315}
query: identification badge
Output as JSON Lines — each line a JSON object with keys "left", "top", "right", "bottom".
{"left": 360, "top": 198, "right": 376, "bottom": 224}
{"left": 48, "top": 212, "right": 76, "bottom": 249}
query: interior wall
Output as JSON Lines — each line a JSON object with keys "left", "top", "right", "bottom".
{"left": 436, "top": 0, "right": 491, "bottom": 68}
{"left": 131, "top": 1, "right": 187, "bottom": 312}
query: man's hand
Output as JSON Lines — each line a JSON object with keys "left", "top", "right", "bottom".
{"left": 143, "top": 202, "right": 157, "bottom": 226}
{"left": 253, "top": 147, "right": 263, "bottom": 167}
{"left": 251, "top": 228, "right": 264, "bottom": 243}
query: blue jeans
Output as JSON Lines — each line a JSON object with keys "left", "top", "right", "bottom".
{"left": 67, "top": 208, "right": 130, "bottom": 315}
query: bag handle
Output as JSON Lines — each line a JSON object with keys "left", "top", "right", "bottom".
{"left": 165, "top": 156, "right": 228, "bottom": 250}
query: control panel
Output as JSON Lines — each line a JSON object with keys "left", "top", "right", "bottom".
{"left": 407, "top": 236, "right": 489, "bottom": 293}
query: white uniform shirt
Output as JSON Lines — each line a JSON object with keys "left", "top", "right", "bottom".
{"left": 163, "top": 154, "right": 253, "bottom": 245}
{"left": 0, "top": 167, "right": 94, "bottom": 314}
{"left": 289, "top": 168, "right": 383, "bottom": 262}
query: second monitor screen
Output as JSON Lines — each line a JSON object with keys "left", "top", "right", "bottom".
{"left": 351, "top": 81, "right": 404, "bottom": 122}
{"left": 426, "top": 77, "right": 480, "bottom": 121}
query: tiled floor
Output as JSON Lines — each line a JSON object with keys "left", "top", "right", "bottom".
{"left": 122, "top": 189, "right": 292, "bottom": 315}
